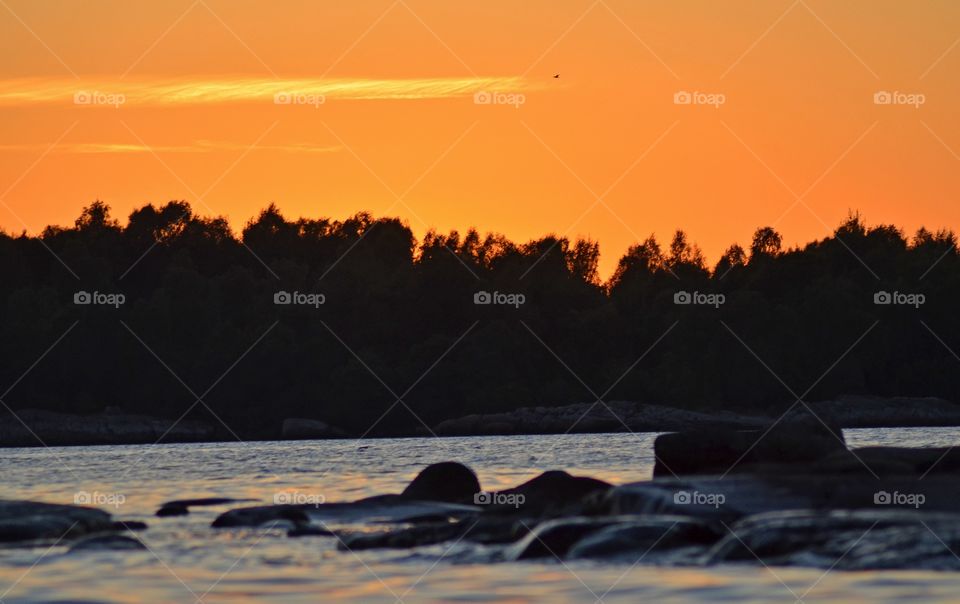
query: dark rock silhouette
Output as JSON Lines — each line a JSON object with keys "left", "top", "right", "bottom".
{"left": 156, "top": 497, "right": 256, "bottom": 517}
{"left": 0, "top": 500, "right": 121, "bottom": 544}
{"left": 400, "top": 462, "right": 481, "bottom": 504}
{"left": 706, "top": 510, "right": 960, "bottom": 570}
{"left": 496, "top": 470, "right": 611, "bottom": 515}
{"left": 653, "top": 410, "right": 847, "bottom": 477}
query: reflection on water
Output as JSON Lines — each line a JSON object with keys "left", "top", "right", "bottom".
{"left": 0, "top": 428, "right": 957, "bottom": 602}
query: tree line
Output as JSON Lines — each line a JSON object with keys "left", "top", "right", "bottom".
{"left": 1, "top": 201, "right": 958, "bottom": 437}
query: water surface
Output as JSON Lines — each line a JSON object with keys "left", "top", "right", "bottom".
{"left": 1, "top": 428, "right": 958, "bottom": 602}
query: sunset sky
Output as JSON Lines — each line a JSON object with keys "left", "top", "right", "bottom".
{"left": 1, "top": 0, "right": 958, "bottom": 277}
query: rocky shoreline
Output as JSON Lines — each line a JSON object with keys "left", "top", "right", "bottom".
{"left": 0, "top": 408, "right": 219, "bottom": 447}
{"left": 431, "top": 395, "right": 960, "bottom": 436}
{"left": 6, "top": 417, "right": 960, "bottom": 571}
{"left": 2, "top": 395, "right": 959, "bottom": 447}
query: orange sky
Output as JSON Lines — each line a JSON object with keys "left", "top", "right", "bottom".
{"left": 1, "top": 0, "right": 959, "bottom": 277}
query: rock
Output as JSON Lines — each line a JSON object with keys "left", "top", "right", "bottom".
{"left": 818, "top": 446, "right": 960, "bottom": 477}
{"left": 287, "top": 525, "right": 335, "bottom": 538}
{"left": 111, "top": 520, "right": 148, "bottom": 531}
{"left": 596, "top": 474, "right": 960, "bottom": 521}
{"left": 567, "top": 516, "right": 724, "bottom": 560}
{"left": 336, "top": 516, "right": 522, "bottom": 551}
{"left": 156, "top": 497, "right": 256, "bottom": 517}
{"left": 0, "top": 500, "right": 116, "bottom": 543}
{"left": 281, "top": 418, "right": 348, "bottom": 439}
{"left": 212, "top": 499, "right": 478, "bottom": 528}
{"left": 653, "top": 410, "right": 846, "bottom": 477}
{"left": 156, "top": 504, "right": 189, "bottom": 517}
{"left": 338, "top": 523, "right": 465, "bottom": 550}
{"left": 490, "top": 471, "right": 611, "bottom": 515}
{"left": 68, "top": 534, "right": 146, "bottom": 552}
{"left": 211, "top": 505, "right": 311, "bottom": 528}
{"left": 504, "top": 517, "right": 624, "bottom": 560}
{"left": 706, "top": 509, "right": 960, "bottom": 570}
{"left": 400, "top": 462, "right": 481, "bottom": 504}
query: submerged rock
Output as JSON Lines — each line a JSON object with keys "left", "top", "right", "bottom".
{"left": 156, "top": 497, "right": 255, "bottom": 517}
{"left": 156, "top": 504, "right": 188, "bottom": 517}
{"left": 336, "top": 516, "right": 523, "bottom": 551}
{"left": 0, "top": 500, "right": 116, "bottom": 544}
{"left": 211, "top": 505, "right": 311, "bottom": 528}
{"left": 287, "top": 525, "right": 335, "bottom": 538}
{"left": 212, "top": 499, "right": 478, "bottom": 528}
{"left": 68, "top": 534, "right": 146, "bottom": 552}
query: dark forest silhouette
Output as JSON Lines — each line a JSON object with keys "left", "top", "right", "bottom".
{"left": 1, "top": 200, "right": 958, "bottom": 437}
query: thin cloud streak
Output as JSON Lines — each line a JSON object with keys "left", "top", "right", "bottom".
{"left": 0, "top": 141, "right": 342, "bottom": 154}
{"left": 0, "top": 75, "right": 539, "bottom": 106}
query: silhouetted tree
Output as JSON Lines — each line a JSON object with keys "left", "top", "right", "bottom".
{"left": 1, "top": 201, "right": 958, "bottom": 438}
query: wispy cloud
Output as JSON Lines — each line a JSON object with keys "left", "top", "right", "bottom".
{"left": 0, "top": 140, "right": 342, "bottom": 154}
{"left": 0, "top": 75, "right": 538, "bottom": 106}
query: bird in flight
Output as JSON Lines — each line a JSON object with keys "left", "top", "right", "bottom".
{"left": 553, "top": 73, "right": 560, "bottom": 78}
